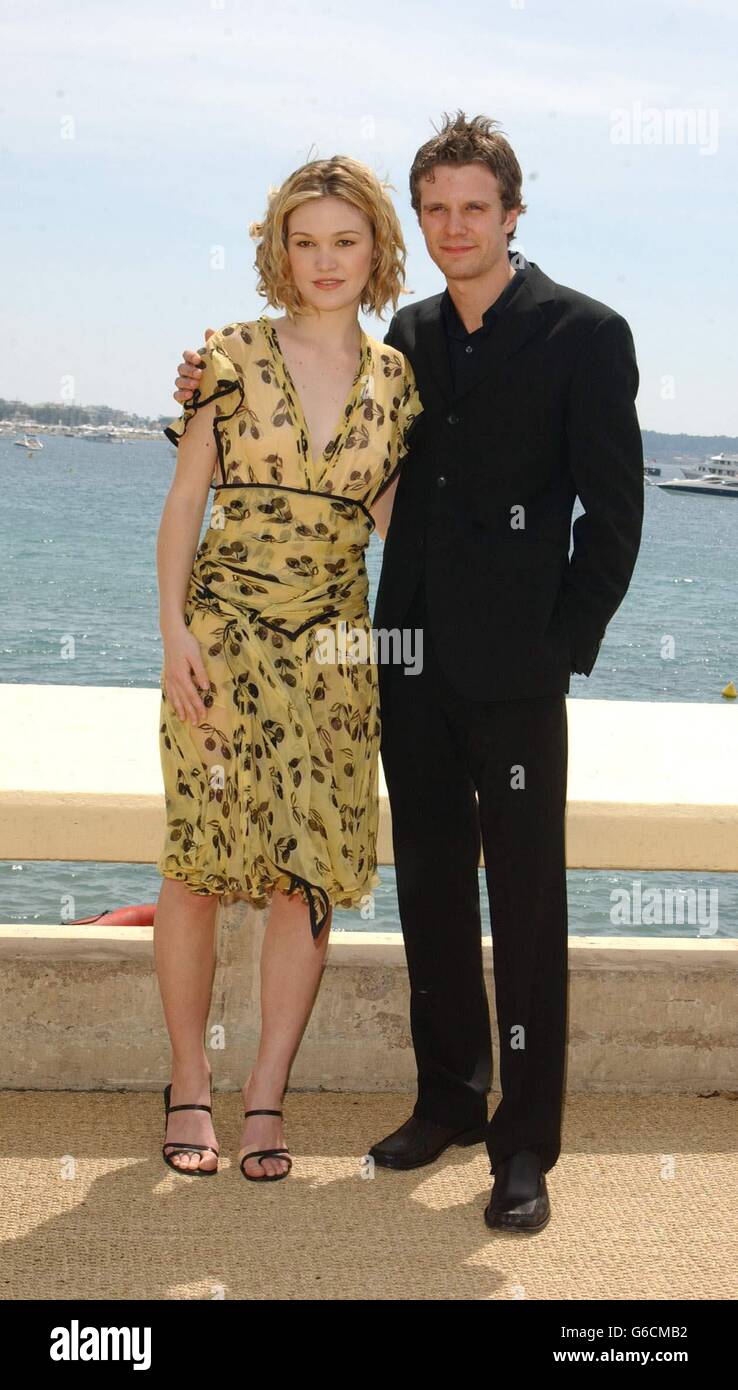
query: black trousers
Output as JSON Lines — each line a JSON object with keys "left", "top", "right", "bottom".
{"left": 378, "top": 580, "right": 569, "bottom": 1175}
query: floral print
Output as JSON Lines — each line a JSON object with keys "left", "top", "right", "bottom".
{"left": 157, "top": 317, "right": 423, "bottom": 936}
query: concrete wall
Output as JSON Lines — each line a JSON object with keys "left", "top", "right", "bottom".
{"left": 1, "top": 686, "right": 738, "bottom": 870}
{"left": 1, "top": 911, "right": 735, "bottom": 1093}
{"left": 1, "top": 684, "right": 736, "bottom": 1093}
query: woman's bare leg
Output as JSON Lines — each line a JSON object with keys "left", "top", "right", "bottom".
{"left": 239, "top": 889, "right": 333, "bottom": 1178}
{"left": 154, "top": 877, "right": 219, "bottom": 1171}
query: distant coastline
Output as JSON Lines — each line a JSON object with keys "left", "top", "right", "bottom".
{"left": 2, "top": 399, "right": 738, "bottom": 461}
{"left": 0, "top": 397, "right": 172, "bottom": 442}
{"left": 3, "top": 411, "right": 738, "bottom": 459}
{"left": 641, "top": 429, "right": 738, "bottom": 469}
{"left": 1, "top": 419, "right": 164, "bottom": 442}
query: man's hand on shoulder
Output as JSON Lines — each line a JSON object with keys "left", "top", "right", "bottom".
{"left": 173, "top": 327, "right": 217, "bottom": 403}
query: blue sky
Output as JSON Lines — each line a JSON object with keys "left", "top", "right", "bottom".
{"left": 2, "top": 0, "right": 736, "bottom": 433}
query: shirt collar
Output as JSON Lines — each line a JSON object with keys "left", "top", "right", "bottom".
{"left": 441, "top": 250, "right": 529, "bottom": 340}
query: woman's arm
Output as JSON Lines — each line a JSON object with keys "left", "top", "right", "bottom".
{"left": 369, "top": 473, "right": 400, "bottom": 541}
{"left": 157, "top": 399, "right": 218, "bottom": 725}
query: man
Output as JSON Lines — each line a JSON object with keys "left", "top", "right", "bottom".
{"left": 171, "top": 112, "right": 644, "bottom": 1233}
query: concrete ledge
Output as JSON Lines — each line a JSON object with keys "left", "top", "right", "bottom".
{"left": 1, "top": 685, "right": 738, "bottom": 868}
{"left": 2, "top": 685, "right": 736, "bottom": 1095}
{"left": 1, "top": 917, "right": 735, "bottom": 1093}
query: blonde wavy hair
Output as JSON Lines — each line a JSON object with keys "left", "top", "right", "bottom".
{"left": 248, "top": 155, "right": 411, "bottom": 321}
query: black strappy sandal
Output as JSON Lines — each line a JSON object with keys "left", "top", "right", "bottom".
{"left": 162, "top": 1080, "right": 220, "bottom": 1177}
{"left": 238, "top": 1107, "right": 292, "bottom": 1182}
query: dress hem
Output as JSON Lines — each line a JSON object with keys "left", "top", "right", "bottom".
{"left": 157, "top": 865, "right": 381, "bottom": 940}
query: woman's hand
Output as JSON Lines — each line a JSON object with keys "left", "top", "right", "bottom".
{"left": 161, "top": 626, "right": 211, "bottom": 725}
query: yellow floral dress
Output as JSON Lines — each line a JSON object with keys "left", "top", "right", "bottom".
{"left": 157, "top": 316, "right": 423, "bottom": 937}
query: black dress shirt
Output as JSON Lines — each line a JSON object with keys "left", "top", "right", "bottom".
{"left": 440, "top": 251, "right": 529, "bottom": 395}
{"left": 405, "top": 253, "right": 530, "bottom": 625}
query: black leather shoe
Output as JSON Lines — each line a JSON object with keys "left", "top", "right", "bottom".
{"left": 368, "top": 1113, "right": 487, "bottom": 1170}
{"left": 484, "top": 1149, "right": 551, "bottom": 1234}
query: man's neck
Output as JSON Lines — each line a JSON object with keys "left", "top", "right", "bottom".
{"left": 446, "top": 253, "right": 516, "bottom": 334}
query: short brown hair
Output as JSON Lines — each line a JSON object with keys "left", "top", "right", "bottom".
{"left": 249, "top": 155, "right": 410, "bottom": 321}
{"left": 409, "top": 111, "right": 527, "bottom": 245}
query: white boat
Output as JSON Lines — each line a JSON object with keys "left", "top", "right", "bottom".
{"left": 680, "top": 451, "right": 738, "bottom": 480}
{"left": 657, "top": 473, "right": 738, "bottom": 497}
{"left": 14, "top": 433, "right": 44, "bottom": 450}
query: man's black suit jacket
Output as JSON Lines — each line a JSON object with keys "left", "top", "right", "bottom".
{"left": 374, "top": 261, "right": 644, "bottom": 700}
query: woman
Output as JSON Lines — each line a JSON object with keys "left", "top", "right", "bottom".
{"left": 155, "top": 155, "right": 423, "bottom": 1181}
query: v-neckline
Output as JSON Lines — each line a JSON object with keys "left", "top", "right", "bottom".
{"left": 259, "top": 315, "right": 370, "bottom": 477}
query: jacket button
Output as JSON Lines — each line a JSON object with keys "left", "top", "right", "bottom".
{"left": 447, "top": 413, "right": 459, "bottom": 425}
{"left": 437, "top": 475, "right": 447, "bottom": 487}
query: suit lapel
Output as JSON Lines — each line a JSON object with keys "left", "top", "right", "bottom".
{"left": 415, "top": 293, "right": 453, "bottom": 403}
{"left": 415, "top": 262, "right": 557, "bottom": 405}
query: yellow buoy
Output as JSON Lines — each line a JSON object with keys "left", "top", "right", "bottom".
{"left": 721, "top": 680, "right": 737, "bottom": 699}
